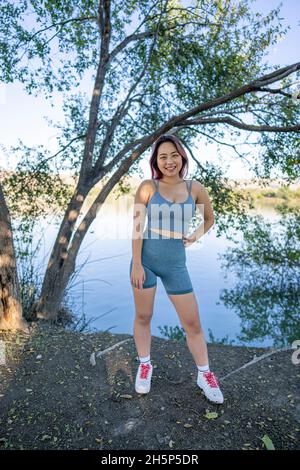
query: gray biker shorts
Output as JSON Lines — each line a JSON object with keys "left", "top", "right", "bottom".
{"left": 129, "top": 233, "right": 194, "bottom": 295}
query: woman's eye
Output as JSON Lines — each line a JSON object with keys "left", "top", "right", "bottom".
{"left": 160, "top": 155, "right": 178, "bottom": 159}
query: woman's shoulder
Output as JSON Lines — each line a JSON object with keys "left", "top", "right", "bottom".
{"left": 189, "top": 179, "right": 205, "bottom": 190}
{"left": 134, "top": 179, "right": 156, "bottom": 205}
{"left": 190, "top": 180, "right": 211, "bottom": 204}
{"left": 135, "top": 178, "right": 154, "bottom": 187}
{"left": 139, "top": 179, "right": 156, "bottom": 191}
{"left": 188, "top": 180, "right": 208, "bottom": 202}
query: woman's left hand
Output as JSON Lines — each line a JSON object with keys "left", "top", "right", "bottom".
{"left": 182, "top": 233, "right": 197, "bottom": 247}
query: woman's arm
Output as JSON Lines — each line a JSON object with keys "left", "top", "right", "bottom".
{"left": 188, "top": 181, "right": 215, "bottom": 244}
{"left": 131, "top": 180, "right": 150, "bottom": 264}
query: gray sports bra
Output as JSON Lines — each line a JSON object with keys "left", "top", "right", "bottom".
{"left": 144, "top": 179, "right": 196, "bottom": 236}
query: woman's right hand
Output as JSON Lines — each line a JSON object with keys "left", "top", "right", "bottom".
{"left": 130, "top": 262, "right": 146, "bottom": 290}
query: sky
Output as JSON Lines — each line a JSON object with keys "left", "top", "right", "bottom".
{"left": 0, "top": 0, "right": 299, "bottom": 180}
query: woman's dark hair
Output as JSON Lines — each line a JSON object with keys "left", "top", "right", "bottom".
{"left": 149, "top": 134, "right": 189, "bottom": 180}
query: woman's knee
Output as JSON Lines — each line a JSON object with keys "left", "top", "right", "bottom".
{"left": 183, "top": 321, "right": 203, "bottom": 336}
{"left": 135, "top": 311, "right": 153, "bottom": 325}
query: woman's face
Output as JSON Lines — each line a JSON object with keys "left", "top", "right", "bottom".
{"left": 156, "top": 141, "right": 183, "bottom": 177}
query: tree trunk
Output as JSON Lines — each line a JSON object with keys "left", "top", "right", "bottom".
{"left": 33, "top": 182, "right": 90, "bottom": 320}
{"left": 0, "top": 183, "right": 28, "bottom": 331}
{"left": 34, "top": 254, "right": 75, "bottom": 320}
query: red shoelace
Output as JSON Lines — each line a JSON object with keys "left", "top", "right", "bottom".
{"left": 139, "top": 363, "right": 151, "bottom": 379}
{"left": 203, "top": 371, "right": 219, "bottom": 388}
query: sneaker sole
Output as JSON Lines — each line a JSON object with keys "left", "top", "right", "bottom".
{"left": 197, "top": 385, "right": 224, "bottom": 404}
{"left": 135, "top": 387, "right": 150, "bottom": 394}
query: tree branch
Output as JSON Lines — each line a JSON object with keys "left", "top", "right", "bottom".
{"left": 95, "top": 62, "right": 300, "bottom": 184}
{"left": 16, "top": 16, "right": 97, "bottom": 49}
{"left": 257, "top": 87, "right": 293, "bottom": 98}
{"left": 34, "top": 133, "right": 86, "bottom": 172}
{"left": 178, "top": 116, "right": 300, "bottom": 133}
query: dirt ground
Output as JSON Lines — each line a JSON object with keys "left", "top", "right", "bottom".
{"left": 0, "top": 321, "right": 299, "bottom": 450}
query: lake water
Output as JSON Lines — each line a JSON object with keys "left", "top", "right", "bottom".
{"left": 31, "top": 199, "right": 283, "bottom": 348}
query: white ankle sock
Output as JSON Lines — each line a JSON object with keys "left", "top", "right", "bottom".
{"left": 139, "top": 355, "right": 151, "bottom": 364}
{"left": 197, "top": 364, "right": 210, "bottom": 373}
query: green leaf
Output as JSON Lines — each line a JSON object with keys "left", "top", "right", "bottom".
{"left": 261, "top": 434, "right": 275, "bottom": 450}
{"left": 204, "top": 411, "right": 219, "bottom": 420}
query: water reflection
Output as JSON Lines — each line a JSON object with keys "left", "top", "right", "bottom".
{"left": 218, "top": 208, "right": 300, "bottom": 347}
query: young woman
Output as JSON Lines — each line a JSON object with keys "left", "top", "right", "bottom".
{"left": 129, "top": 134, "right": 224, "bottom": 404}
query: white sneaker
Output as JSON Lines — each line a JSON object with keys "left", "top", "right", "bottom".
{"left": 197, "top": 370, "right": 224, "bottom": 404}
{"left": 135, "top": 362, "right": 153, "bottom": 394}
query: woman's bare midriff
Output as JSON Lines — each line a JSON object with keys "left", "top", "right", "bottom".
{"left": 147, "top": 227, "right": 184, "bottom": 239}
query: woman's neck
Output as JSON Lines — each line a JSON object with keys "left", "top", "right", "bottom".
{"left": 160, "top": 176, "right": 183, "bottom": 185}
